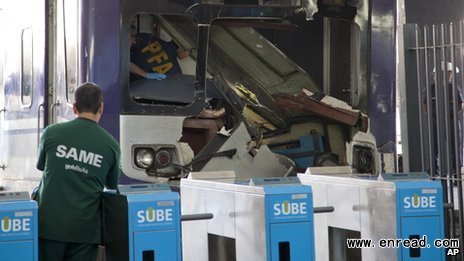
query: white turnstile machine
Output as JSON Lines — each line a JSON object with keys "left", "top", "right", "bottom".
{"left": 298, "top": 167, "right": 445, "bottom": 261}
{"left": 181, "top": 171, "right": 316, "bottom": 261}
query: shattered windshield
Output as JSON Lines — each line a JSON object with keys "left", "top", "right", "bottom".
{"left": 129, "top": 14, "right": 366, "bottom": 132}
{"left": 129, "top": 15, "right": 320, "bottom": 103}
{"left": 157, "top": 14, "right": 321, "bottom": 95}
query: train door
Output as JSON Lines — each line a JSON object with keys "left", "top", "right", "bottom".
{"left": 51, "top": 0, "right": 83, "bottom": 123}
{"left": 0, "top": 0, "right": 47, "bottom": 192}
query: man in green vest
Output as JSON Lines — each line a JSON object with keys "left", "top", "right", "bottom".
{"left": 35, "top": 82, "right": 121, "bottom": 261}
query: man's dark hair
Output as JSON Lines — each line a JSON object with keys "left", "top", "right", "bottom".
{"left": 74, "top": 82, "right": 103, "bottom": 114}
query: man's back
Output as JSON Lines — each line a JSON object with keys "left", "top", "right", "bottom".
{"left": 35, "top": 118, "right": 120, "bottom": 243}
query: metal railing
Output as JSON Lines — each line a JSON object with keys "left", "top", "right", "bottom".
{"left": 404, "top": 21, "right": 464, "bottom": 260}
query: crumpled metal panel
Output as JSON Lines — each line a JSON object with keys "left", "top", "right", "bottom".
{"left": 273, "top": 92, "right": 368, "bottom": 132}
{"left": 158, "top": 14, "right": 368, "bottom": 133}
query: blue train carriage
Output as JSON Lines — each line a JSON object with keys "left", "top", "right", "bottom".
{"left": 0, "top": 0, "right": 382, "bottom": 192}
{"left": 118, "top": 0, "right": 381, "bottom": 183}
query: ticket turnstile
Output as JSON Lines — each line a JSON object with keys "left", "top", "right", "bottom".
{"left": 0, "top": 191, "right": 37, "bottom": 261}
{"left": 181, "top": 171, "right": 315, "bottom": 261}
{"left": 298, "top": 168, "right": 445, "bottom": 261}
{"left": 103, "top": 184, "right": 181, "bottom": 261}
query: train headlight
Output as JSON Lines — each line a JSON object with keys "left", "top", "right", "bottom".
{"left": 352, "top": 145, "right": 374, "bottom": 174}
{"left": 155, "top": 150, "right": 172, "bottom": 167}
{"left": 132, "top": 144, "right": 177, "bottom": 175}
{"left": 135, "top": 148, "right": 154, "bottom": 169}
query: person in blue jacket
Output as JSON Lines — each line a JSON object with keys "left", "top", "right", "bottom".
{"left": 130, "top": 24, "right": 190, "bottom": 82}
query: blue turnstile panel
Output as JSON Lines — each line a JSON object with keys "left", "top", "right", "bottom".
{"left": 0, "top": 241, "right": 33, "bottom": 261}
{"left": 0, "top": 193, "right": 37, "bottom": 261}
{"left": 400, "top": 216, "right": 442, "bottom": 261}
{"left": 270, "top": 222, "right": 312, "bottom": 261}
{"left": 264, "top": 184, "right": 315, "bottom": 261}
{"left": 129, "top": 198, "right": 178, "bottom": 232}
{"left": 395, "top": 180, "right": 445, "bottom": 260}
{"left": 133, "top": 230, "right": 178, "bottom": 261}
{"left": 103, "top": 184, "right": 181, "bottom": 261}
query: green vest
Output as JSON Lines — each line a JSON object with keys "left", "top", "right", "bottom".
{"left": 35, "top": 118, "right": 120, "bottom": 243}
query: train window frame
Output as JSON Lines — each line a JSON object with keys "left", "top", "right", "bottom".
{"left": 20, "top": 27, "right": 33, "bottom": 108}
{"left": 128, "top": 14, "right": 199, "bottom": 107}
{"left": 120, "top": 1, "right": 306, "bottom": 116}
{"left": 63, "top": 0, "right": 80, "bottom": 105}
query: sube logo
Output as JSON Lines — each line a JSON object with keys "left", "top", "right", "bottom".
{"left": 137, "top": 207, "right": 173, "bottom": 223}
{"left": 273, "top": 200, "right": 307, "bottom": 216}
{"left": 403, "top": 194, "right": 436, "bottom": 209}
{"left": 1, "top": 216, "right": 31, "bottom": 233}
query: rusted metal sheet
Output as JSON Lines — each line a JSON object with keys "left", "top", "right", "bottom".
{"left": 273, "top": 92, "right": 368, "bottom": 132}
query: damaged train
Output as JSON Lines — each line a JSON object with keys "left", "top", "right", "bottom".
{"left": 0, "top": 0, "right": 392, "bottom": 192}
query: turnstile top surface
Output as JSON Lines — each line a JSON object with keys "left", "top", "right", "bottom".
{"left": 298, "top": 171, "right": 435, "bottom": 189}
{"left": 181, "top": 177, "right": 268, "bottom": 194}
{"left": 298, "top": 173, "right": 396, "bottom": 188}
{"left": 117, "top": 183, "right": 171, "bottom": 195}
{"left": 181, "top": 176, "right": 307, "bottom": 194}
{"left": 0, "top": 192, "right": 30, "bottom": 202}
